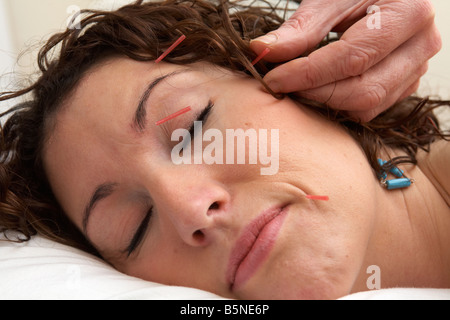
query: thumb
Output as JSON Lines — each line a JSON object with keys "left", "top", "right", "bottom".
{"left": 250, "top": 0, "right": 356, "bottom": 62}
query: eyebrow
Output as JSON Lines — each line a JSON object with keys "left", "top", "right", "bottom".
{"left": 132, "top": 70, "right": 189, "bottom": 132}
{"left": 82, "top": 182, "right": 118, "bottom": 234}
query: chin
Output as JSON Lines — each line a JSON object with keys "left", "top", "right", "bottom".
{"left": 233, "top": 267, "right": 353, "bottom": 300}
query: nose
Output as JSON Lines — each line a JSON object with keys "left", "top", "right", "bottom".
{"left": 151, "top": 170, "right": 230, "bottom": 247}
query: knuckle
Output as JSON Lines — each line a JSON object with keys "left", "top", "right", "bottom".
{"left": 350, "top": 82, "right": 388, "bottom": 111}
{"left": 302, "top": 59, "right": 321, "bottom": 88}
{"left": 283, "top": 17, "right": 304, "bottom": 34}
{"left": 364, "top": 83, "right": 388, "bottom": 110}
{"left": 427, "top": 25, "right": 443, "bottom": 56}
{"left": 283, "top": 18, "right": 301, "bottom": 31}
{"left": 359, "top": 109, "right": 381, "bottom": 123}
{"left": 419, "top": 62, "right": 429, "bottom": 77}
{"left": 345, "top": 47, "right": 374, "bottom": 77}
{"left": 285, "top": 8, "right": 316, "bottom": 33}
{"left": 410, "top": 80, "right": 421, "bottom": 93}
{"left": 410, "top": 0, "right": 435, "bottom": 23}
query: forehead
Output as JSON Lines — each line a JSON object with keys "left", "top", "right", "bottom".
{"left": 58, "top": 58, "right": 233, "bottom": 130}
{"left": 45, "top": 58, "right": 150, "bottom": 168}
{"left": 60, "top": 58, "right": 151, "bottom": 132}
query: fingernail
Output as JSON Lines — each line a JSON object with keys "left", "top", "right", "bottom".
{"left": 252, "top": 33, "right": 278, "bottom": 46}
{"left": 267, "top": 80, "right": 281, "bottom": 93}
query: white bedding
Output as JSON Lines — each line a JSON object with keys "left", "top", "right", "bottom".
{"left": 0, "top": 235, "right": 223, "bottom": 300}
{"left": 1, "top": 234, "right": 449, "bottom": 300}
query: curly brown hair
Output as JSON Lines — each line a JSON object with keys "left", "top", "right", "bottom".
{"left": 0, "top": 0, "right": 448, "bottom": 256}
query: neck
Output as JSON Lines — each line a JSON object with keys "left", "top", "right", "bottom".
{"left": 352, "top": 160, "right": 450, "bottom": 293}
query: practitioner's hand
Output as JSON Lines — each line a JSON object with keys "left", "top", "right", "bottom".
{"left": 250, "top": 0, "right": 442, "bottom": 122}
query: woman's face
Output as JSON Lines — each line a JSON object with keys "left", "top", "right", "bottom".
{"left": 43, "top": 57, "right": 380, "bottom": 299}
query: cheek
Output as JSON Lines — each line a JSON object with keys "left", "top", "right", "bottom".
{"left": 211, "top": 78, "right": 280, "bottom": 126}
{"left": 239, "top": 103, "right": 378, "bottom": 299}
{"left": 117, "top": 232, "right": 178, "bottom": 285}
{"left": 271, "top": 100, "right": 377, "bottom": 199}
{"left": 119, "top": 236, "right": 225, "bottom": 295}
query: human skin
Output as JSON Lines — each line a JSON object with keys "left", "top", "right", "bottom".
{"left": 43, "top": 58, "right": 450, "bottom": 299}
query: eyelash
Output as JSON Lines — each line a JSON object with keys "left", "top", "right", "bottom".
{"left": 125, "top": 101, "right": 214, "bottom": 257}
{"left": 188, "top": 100, "right": 214, "bottom": 136}
{"left": 125, "top": 207, "right": 153, "bottom": 257}
{"left": 178, "top": 100, "right": 214, "bottom": 155}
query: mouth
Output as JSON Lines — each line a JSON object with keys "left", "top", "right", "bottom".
{"left": 226, "top": 204, "right": 290, "bottom": 291}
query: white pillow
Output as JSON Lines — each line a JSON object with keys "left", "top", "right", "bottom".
{"left": 2, "top": 234, "right": 450, "bottom": 300}
{"left": 0, "top": 234, "right": 224, "bottom": 300}
{"left": 340, "top": 288, "right": 450, "bottom": 300}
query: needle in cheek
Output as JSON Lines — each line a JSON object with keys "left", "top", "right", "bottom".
{"left": 306, "top": 195, "right": 329, "bottom": 201}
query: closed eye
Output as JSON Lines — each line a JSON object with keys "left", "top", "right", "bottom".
{"left": 177, "top": 100, "right": 214, "bottom": 155}
{"left": 125, "top": 207, "right": 153, "bottom": 257}
{"left": 188, "top": 100, "right": 214, "bottom": 137}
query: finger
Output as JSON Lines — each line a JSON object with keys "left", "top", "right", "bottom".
{"left": 304, "top": 61, "right": 428, "bottom": 123}
{"left": 250, "top": 0, "right": 374, "bottom": 62}
{"left": 346, "top": 79, "right": 423, "bottom": 121}
{"left": 346, "top": 82, "right": 424, "bottom": 122}
{"left": 263, "top": 0, "right": 436, "bottom": 93}
{"left": 397, "top": 79, "right": 422, "bottom": 102}
{"left": 300, "top": 58, "right": 428, "bottom": 114}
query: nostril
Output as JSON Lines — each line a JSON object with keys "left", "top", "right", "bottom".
{"left": 193, "top": 230, "right": 205, "bottom": 242}
{"left": 209, "top": 202, "right": 220, "bottom": 210}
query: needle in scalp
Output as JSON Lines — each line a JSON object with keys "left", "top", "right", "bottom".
{"left": 155, "top": 34, "right": 187, "bottom": 64}
{"left": 153, "top": 34, "right": 189, "bottom": 126}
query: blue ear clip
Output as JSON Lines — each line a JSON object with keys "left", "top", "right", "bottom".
{"left": 378, "top": 159, "right": 414, "bottom": 190}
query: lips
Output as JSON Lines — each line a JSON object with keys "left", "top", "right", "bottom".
{"left": 226, "top": 205, "right": 289, "bottom": 291}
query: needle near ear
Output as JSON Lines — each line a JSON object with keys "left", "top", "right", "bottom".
{"left": 252, "top": 48, "right": 271, "bottom": 66}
